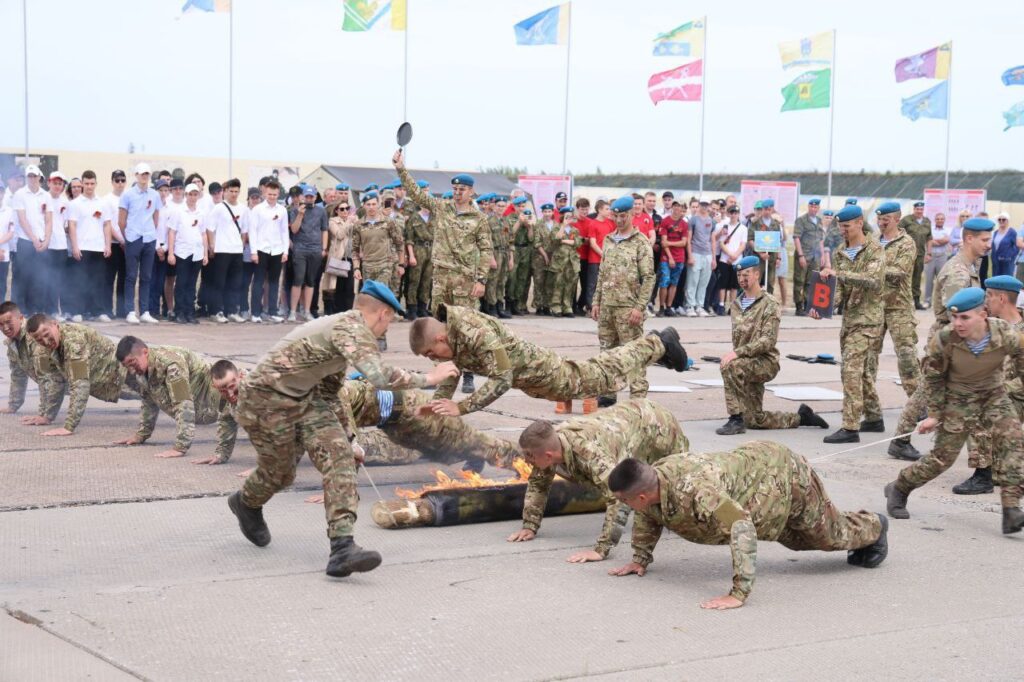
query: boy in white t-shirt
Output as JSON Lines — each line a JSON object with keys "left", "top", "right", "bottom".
{"left": 68, "top": 170, "right": 114, "bottom": 320}
{"left": 43, "top": 172, "right": 70, "bottom": 317}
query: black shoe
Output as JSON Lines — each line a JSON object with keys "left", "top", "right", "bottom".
{"left": 824, "top": 428, "right": 859, "bottom": 444}
{"left": 497, "top": 303, "right": 512, "bottom": 319}
{"left": 884, "top": 481, "right": 910, "bottom": 520}
{"left": 326, "top": 536, "right": 382, "bottom": 577}
{"left": 952, "top": 468, "right": 994, "bottom": 495}
{"left": 405, "top": 308, "right": 418, "bottom": 321}
{"left": 417, "top": 303, "right": 431, "bottom": 318}
{"left": 462, "top": 458, "right": 485, "bottom": 474}
{"left": 560, "top": 312, "right": 574, "bottom": 318}
{"left": 596, "top": 396, "right": 617, "bottom": 408}
{"left": 915, "top": 302, "right": 927, "bottom": 311}
{"left": 859, "top": 418, "right": 885, "bottom": 433}
{"left": 652, "top": 327, "right": 688, "bottom": 372}
{"left": 849, "top": 514, "right": 889, "bottom": 568}
{"left": 461, "top": 373, "right": 475, "bottom": 394}
{"left": 227, "top": 491, "right": 271, "bottom": 547}
{"left": 655, "top": 309, "right": 665, "bottom": 317}
{"left": 795, "top": 305, "right": 807, "bottom": 317}
{"left": 175, "top": 317, "right": 188, "bottom": 325}
{"left": 1002, "top": 507, "right": 1024, "bottom": 535}
{"left": 887, "top": 438, "right": 921, "bottom": 461}
{"left": 189, "top": 316, "right": 200, "bottom": 325}
{"left": 715, "top": 415, "right": 746, "bottom": 436}
{"left": 798, "top": 404, "right": 829, "bottom": 429}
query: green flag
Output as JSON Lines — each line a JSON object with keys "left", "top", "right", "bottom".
{"left": 780, "top": 68, "right": 831, "bottom": 111}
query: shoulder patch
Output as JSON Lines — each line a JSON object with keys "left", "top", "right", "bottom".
{"left": 712, "top": 499, "right": 746, "bottom": 528}
{"left": 492, "top": 347, "right": 511, "bottom": 373}
{"left": 68, "top": 359, "right": 88, "bottom": 381}
{"left": 168, "top": 377, "right": 190, "bottom": 403}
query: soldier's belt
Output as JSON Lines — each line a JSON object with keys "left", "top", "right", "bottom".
{"left": 383, "top": 391, "right": 405, "bottom": 425}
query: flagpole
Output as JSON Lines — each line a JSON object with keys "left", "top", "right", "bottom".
{"left": 560, "top": 2, "right": 573, "bottom": 174}
{"left": 697, "top": 16, "right": 707, "bottom": 194}
{"left": 403, "top": 0, "right": 409, "bottom": 122}
{"left": 826, "top": 28, "right": 836, "bottom": 208}
{"left": 943, "top": 41, "right": 952, "bottom": 190}
{"left": 228, "top": 1, "right": 234, "bottom": 178}
{"left": 22, "top": 0, "right": 29, "bottom": 157}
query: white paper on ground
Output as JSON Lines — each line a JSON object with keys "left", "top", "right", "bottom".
{"left": 647, "top": 385, "right": 693, "bottom": 393}
{"left": 682, "top": 379, "right": 725, "bottom": 387}
{"left": 767, "top": 386, "right": 845, "bottom": 401}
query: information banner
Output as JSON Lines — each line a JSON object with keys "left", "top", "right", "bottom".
{"left": 741, "top": 180, "right": 800, "bottom": 225}
{"left": 754, "top": 231, "right": 782, "bottom": 253}
{"left": 923, "top": 188, "right": 987, "bottom": 224}
{"left": 517, "top": 174, "right": 573, "bottom": 211}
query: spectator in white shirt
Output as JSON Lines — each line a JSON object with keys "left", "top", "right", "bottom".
{"left": 156, "top": 178, "right": 186, "bottom": 319}
{"left": 205, "top": 178, "right": 248, "bottom": 323}
{"left": 714, "top": 206, "right": 747, "bottom": 313}
{"left": 247, "top": 180, "right": 289, "bottom": 323}
{"left": 11, "top": 165, "right": 48, "bottom": 314}
{"left": 149, "top": 179, "right": 173, "bottom": 318}
{"left": 166, "top": 184, "right": 208, "bottom": 324}
{"left": 103, "top": 170, "right": 128, "bottom": 318}
{"left": 68, "top": 171, "right": 114, "bottom": 320}
{"left": 0, "top": 195, "right": 13, "bottom": 303}
{"left": 923, "top": 212, "right": 951, "bottom": 307}
{"left": 43, "top": 172, "right": 70, "bottom": 317}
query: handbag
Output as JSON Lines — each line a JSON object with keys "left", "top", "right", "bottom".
{"left": 325, "top": 257, "right": 351, "bottom": 277}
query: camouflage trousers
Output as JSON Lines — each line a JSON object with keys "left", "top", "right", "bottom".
{"left": 722, "top": 357, "right": 800, "bottom": 429}
{"left": 839, "top": 325, "right": 882, "bottom": 430}
{"left": 864, "top": 308, "right": 920, "bottom": 419}
{"left": 911, "top": 255, "right": 925, "bottom": 303}
{"left": 485, "top": 251, "right": 510, "bottom": 307}
{"left": 511, "top": 246, "right": 533, "bottom": 308}
{"left": 362, "top": 261, "right": 400, "bottom": 296}
{"left": 896, "top": 388, "right": 1024, "bottom": 507}
{"left": 531, "top": 254, "right": 549, "bottom": 309}
{"left": 966, "top": 398, "right": 1024, "bottom": 469}
{"left": 547, "top": 260, "right": 579, "bottom": 315}
{"left": 596, "top": 307, "right": 649, "bottom": 400}
{"left": 430, "top": 267, "right": 479, "bottom": 316}
{"left": 406, "top": 246, "right": 432, "bottom": 307}
{"left": 792, "top": 256, "right": 821, "bottom": 309}
{"left": 236, "top": 385, "right": 358, "bottom": 539}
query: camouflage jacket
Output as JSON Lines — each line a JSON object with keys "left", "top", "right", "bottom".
{"left": 823, "top": 222, "right": 842, "bottom": 255}
{"left": 929, "top": 252, "right": 980, "bottom": 339}
{"left": 487, "top": 214, "right": 508, "bottom": 254}
{"left": 898, "top": 215, "right": 932, "bottom": 256}
{"left": 1002, "top": 318, "right": 1024, "bottom": 407}
{"left": 631, "top": 441, "right": 805, "bottom": 602}
{"left": 833, "top": 239, "right": 885, "bottom": 331}
{"left": 793, "top": 213, "right": 825, "bottom": 259}
{"left": 748, "top": 217, "right": 784, "bottom": 247}
{"left": 522, "top": 399, "right": 689, "bottom": 557}
{"left": 42, "top": 322, "right": 127, "bottom": 432}
{"left": 729, "top": 292, "right": 781, "bottom": 364}
{"left": 546, "top": 223, "right": 582, "bottom": 271}
{"left": 878, "top": 229, "right": 917, "bottom": 311}
{"left": 352, "top": 217, "right": 404, "bottom": 265}
{"left": 398, "top": 168, "right": 493, "bottom": 281}
{"left": 924, "top": 317, "right": 1024, "bottom": 419}
{"left": 512, "top": 217, "right": 534, "bottom": 249}
{"left": 592, "top": 229, "right": 655, "bottom": 310}
{"left": 533, "top": 222, "right": 556, "bottom": 262}
{"left": 404, "top": 210, "right": 434, "bottom": 247}
{"left": 5, "top": 326, "right": 66, "bottom": 419}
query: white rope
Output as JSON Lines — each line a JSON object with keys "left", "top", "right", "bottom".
{"left": 809, "top": 425, "right": 938, "bottom": 463}
{"left": 360, "top": 463, "right": 398, "bottom": 526}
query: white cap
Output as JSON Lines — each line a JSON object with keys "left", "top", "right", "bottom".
{"left": 998, "top": 212, "right": 1011, "bottom": 221}
{"left": 49, "top": 171, "right": 67, "bottom": 182}
{"left": 185, "top": 183, "right": 200, "bottom": 194}
{"left": 24, "top": 165, "right": 42, "bottom": 177}
{"left": 134, "top": 162, "right": 152, "bottom": 175}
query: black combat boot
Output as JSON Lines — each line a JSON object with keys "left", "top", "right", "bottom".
{"left": 795, "top": 304, "right": 807, "bottom": 317}
{"left": 462, "top": 458, "right": 485, "bottom": 474}
{"left": 798, "top": 404, "right": 829, "bottom": 429}
{"left": 596, "top": 396, "right": 617, "bottom": 408}
{"left": 1002, "top": 507, "right": 1024, "bottom": 534}
{"left": 326, "top": 536, "right": 382, "bottom": 577}
{"left": 461, "top": 372, "right": 475, "bottom": 394}
{"left": 715, "top": 415, "right": 746, "bottom": 436}
{"left": 952, "top": 468, "right": 994, "bottom": 495}
{"left": 884, "top": 481, "right": 910, "bottom": 519}
{"left": 496, "top": 303, "right": 512, "bottom": 319}
{"left": 227, "top": 491, "right": 271, "bottom": 547}
{"left": 824, "top": 428, "right": 859, "bottom": 444}
{"left": 418, "top": 303, "right": 432, "bottom": 318}
{"left": 405, "top": 307, "right": 418, "bottom": 321}
{"left": 848, "top": 514, "right": 888, "bottom": 568}
{"left": 650, "top": 327, "right": 687, "bottom": 372}
{"left": 887, "top": 438, "right": 921, "bottom": 461}
{"left": 859, "top": 418, "right": 885, "bottom": 432}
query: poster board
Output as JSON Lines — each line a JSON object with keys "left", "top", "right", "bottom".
{"left": 923, "top": 188, "right": 987, "bottom": 224}
{"left": 807, "top": 271, "right": 837, "bottom": 318}
{"left": 741, "top": 180, "right": 800, "bottom": 225}
{"left": 754, "top": 231, "right": 782, "bottom": 253}
{"left": 517, "top": 175, "right": 573, "bottom": 211}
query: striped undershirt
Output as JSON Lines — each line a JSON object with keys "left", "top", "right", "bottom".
{"left": 843, "top": 245, "right": 863, "bottom": 260}
{"left": 739, "top": 296, "right": 757, "bottom": 311}
{"left": 879, "top": 237, "right": 891, "bottom": 247}
{"left": 376, "top": 390, "right": 395, "bottom": 426}
{"left": 966, "top": 333, "right": 991, "bottom": 356}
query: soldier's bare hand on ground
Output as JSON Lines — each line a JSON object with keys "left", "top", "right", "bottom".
{"left": 627, "top": 308, "right": 644, "bottom": 326}
{"left": 114, "top": 435, "right": 145, "bottom": 445}
{"left": 392, "top": 149, "right": 405, "bottom": 169}
{"left": 700, "top": 594, "right": 744, "bottom": 610}
{"left": 305, "top": 493, "right": 325, "bottom": 504}
{"left": 191, "top": 456, "right": 224, "bottom": 465}
{"left": 916, "top": 417, "right": 939, "bottom": 434}
{"left": 236, "top": 467, "right": 255, "bottom": 478}
{"left": 608, "top": 562, "right": 646, "bottom": 577}
{"left": 424, "top": 399, "right": 461, "bottom": 417}
{"left": 507, "top": 529, "right": 536, "bottom": 542}
{"left": 470, "top": 282, "right": 486, "bottom": 298}
{"left": 21, "top": 415, "right": 51, "bottom": 425}
{"left": 42, "top": 427, "right": 73, "bottom": 437}
{"left": 425, "top": 361, "right": 460, "bottom": 385}
{"left": 154, "top": 449, "right": 185, "bottom": 459}
{"left": 567, "top": 550, "right": 604, "bottom": 563}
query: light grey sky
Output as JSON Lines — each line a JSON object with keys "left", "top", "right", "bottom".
{"left": 2, "top": 0, "right": 1022, "bottom": 175}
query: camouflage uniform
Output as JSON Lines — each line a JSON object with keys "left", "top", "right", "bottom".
{"left": 484, "top": 214, "right": 510, "bottom": 308}
{"left": 833, "top": 240, "right": 885, "bottom": 430}
{"left": 236, "top": 310, "right": 432, "bottom": 539}
{"left": 404, "top": 209, "right": 434, "bottom": 310}
{"left": 132, "top": 345, "right": 236, "bottom": 456}
{"left": 352, "top": 216, "right": 404, "bottom": 294}
{"left": 593, "top": 229, "right": 655, "bottom": 398}
{"left": 630, "top": 442, "right": 883, "bottom": 603}
{"left": 749, "top": 216, "right": 784, "bottom": 289}
{"left": 722, "top": 292, "right": 800, "bottom": 428}
{"left": 341, "top": 378, "right": 519, "bottom": 468}
{"left": 893, "top": 251, "right": 980, "bottom": 437}
{"left": 545, "top": 222, "right": 582, "bottom": 315}
{"left": 432, "top": 306, "right": 666, "bottom": 414}
{"left": 5, "top": 326, "right": 66, "bottom": 420}
{"left": 895, "top": 318, "right": 1024, "bottom": 508}
{"left": 967, "top": 318, "right": 1024, "bottom": 469}
{"left": 510, "top": 217, "right": 534, "bottom": 309}
{"left": 398, "top": 169, "right": 493, "bottom": 315}
{"left": 531, "top": 221, "right": 555, "bottom": 310}
{"left": 863, "top": 229, "right": 920, "bottom": 421}
{"left": 792, "top": 212, "right": 825, "bottom": 310}
{"left": 41, "top": 322, "right": 135, "bottom": 433}
{"left": 522, "top": 399, "right": 688, "bottom": 557}
{"left": 899, "top": 214, "right": 932, "bottom": 305}
{"left": 823, "top": 221, "right": 843, "bottom": 262}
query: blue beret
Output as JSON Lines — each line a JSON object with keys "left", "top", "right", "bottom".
{"left": 822, "top": 209, "right": 835, "bottom": 217}
{"left": 845, "top": 198, "right": 858, "bottom": 205}
{"left": 913, "top": 201, "right": 925, "bottom": 208}
{"left": 364, "top": 183, "right": 379, "bottom": 192}
{"left": 416, "top": 179, "right": 430, "bottom": 189}
{"left": 362, "top": 191, "right": 379, "bottom": 201}
{"left": 762, "top": 198, "right": 775, "bottom": 208}
{"left": 335, "top": 183, "right": 350, "bottom": 191}
{"left": 808, "top": 198, "right": 821, "bottom": 206}
{"left": 836, "top": 205, "right": 863, "bottom": 222}
{"left": 523, "top": 209, "right": 533, "bottom": 215}
{"left": 611, "top": 195, "right": 634, "bottom": 214}
{"left": 495, "top": 195, "right": 508, "bottom": 203}
{"left": 963, "top": 217, "right": 995, "bottom": 232}
{"left": 559, "top": 207, "right": 574, "bottom": 214}
{"left": 817, "top": 353, "right": 834, "bottom": 361}
{"left": 946, "top": 287, "right": 985, "bottom": 313}
{"left": 360, "top": 280, "right": 406, "bottom": 315}
{"left": 382, "top": 181, "right": 399, "bottom": 190}
{"left": 511, "top": 196, "right": 528, "bottom": 206}
{"left": 753, "top": 200, "right": 764, "bottom": 209}
{"left": 985, "top": 275, "right": 1023, "bottom": 293}
{"left": 451, "top": 173, "right": 474, "bottom": 187}
{"left": 875, "top": 201, "right": 901, "bottom": 216}
{"left": 478, "top": 193, "right": 493, "bottom": 202}
{"left": 442, "top": 190, "right": 453, "bottom": 199}
{"left": 735, "top": 255, "right": 760, "bottom": 271}
{"left": 540, "top": 203, "right": 554, "bottom": 210}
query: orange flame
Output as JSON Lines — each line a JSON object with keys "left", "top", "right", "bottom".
{"left": 395, "top": 457, "right": 534, "bottom": 499}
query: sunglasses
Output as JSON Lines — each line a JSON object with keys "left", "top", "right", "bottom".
{"left": 337, "top": 206, "right": 350, "bottom": 212}
{"left": 999, "top": 218, "right": 1008, "bottom": 222}
{"left": 113, "top": 178, "right": 126, "bottom": 183}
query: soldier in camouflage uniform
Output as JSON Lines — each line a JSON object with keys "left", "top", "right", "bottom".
{"left": 495, "top": 196, "right": 515, "bottom": 315}
{"left": 352, "top": 191, "right": 406, "bottom": 295}
{"left": 607, "top": 441, "right": 888, "bottom": 610}
{"left": 0, "top": 302, "right": 66, "bottom": 423}
{"left": 26, "top": 315, "right": 137, "bottom": 436}
{"left": 546, "top": 209, "right": 582, "bottom": 317}
{"left": 716, "top": 256, "right": 829, "bottom": 436}
{"left": 509, "top": 399, "right": 689, "bottom": 563}
{"left": 809, "top": 206, "right": 884, "bottom": 444}
{"left": 114, "top": 336, "right": 237, "bottom": 461}
{"left": 792, "top": 199, "right": 825, "bottom": 316}
{"left": 409, "top": 305, "right": 687, "bottom": 416}
{"left": 862, "top": 202, "right": 920, "bottom": 431}
{"left": 821, "top": 210, "right": 841, "bottom": 268}
{"left": 482, "top": 195, "right": 512, "bottom": 319}
{"left": 403, "top": 191, "right": 434, "bottom": 320}
{"left": 225, "top": 284, "right": 460, "bottom": 578}
{"left": 898, "top": 201, "right": 932, "bottom": 309}
{"left": 591, "top": 196, "right": 655, "bottom": 406}
{"left": 884, "top": 287, "right": 1024, "bottom": 535}
{"left": 887, "top": 219, "right": 992, "bottom": 461}
{"left": 509, "top": 199, "right": 534, "bottom": 314}
{"left": 531, "top": 204, "right": 556, "bottom": 315}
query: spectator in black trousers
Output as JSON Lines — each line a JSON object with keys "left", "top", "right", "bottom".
{"left": 102, "top": 170, "right": 128, "bottom": 319}
{"left": 204, "top": 178, "right": 248, "bottom": 323}
{"left": 67, "top": 171, "right": 114, "bottom": 320}
{"left": 247, "top": 181, "right": 288, "bottom": 323}
{"left": 166, "top": 184, "right": 208, "bottom": 324}
{"left": 238, "top": 188, "right": 261, "bottom": 318}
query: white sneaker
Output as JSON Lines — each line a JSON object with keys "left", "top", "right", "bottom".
{"left": 71, "top": 314, "right": 83, "bottom": 323}
{"left": 214, "top": 313, "right": 229, "bottom": 324}
{"left": 270, "top": 315, "right": 284, "bottom": 323}
{"left": 96, "top": 314, "right": 112, "bottom": 323}
{"left": 697, "top": 307, "right": 711, "bottom": 318}
{"left": 685, "top": 308, "right": 697, "bottom": 318}
{"left": 302, "top": 311, "right": 314, "bottom": 321}
{"left": 251, "top": 316, "right": 262, "bottom": 323}
{"left": 126, "top": 311, "right": 140, "bottom": 324}
{"left": 228, "top": 314, "right": 245, "bottom": 323}
{"left": 140, "top": 312, "right": 159, "bottom": 324}
{"left": 287, "top": 312, "right": 297, "bottom": 322}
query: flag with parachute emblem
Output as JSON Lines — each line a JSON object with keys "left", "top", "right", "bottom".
{"left": 1003, "top": 102, "right": 1024, "bottom": 131}
{"left": 343, "top": 0, "right": 406, "bottom": 32}
{"left": 648, "top": 60, "right": 702, "bottom": 104}
{"left": 1002, "top": 66, "right": 1024, "bottom": 86}
{"left": 514, "top": 3, "right": 571, "bottom": 45}
{"left": 181, "top": 0, "right": 230, "bottom": 13}
{"left": 900, "top": 81, "right": 949, "bottom": 121}
{"left": 894, "top": 43, "right": 951, "bottom": 82}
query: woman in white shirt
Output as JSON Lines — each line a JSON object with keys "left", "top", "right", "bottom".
{"left": 166, "top": 184, "right": 209, "bottom": 324}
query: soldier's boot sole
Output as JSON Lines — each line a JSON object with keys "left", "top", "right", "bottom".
{"left": 887, "top": 439, "right": 921, "bottom": 461}
{"left": 1002, "top": 507, "right": 1024, "bottom": 535}
{"left": 798, "top": 404, "right": 829, "bottom": 429}
{"left": 715, "top": 419, "right": 746, "bottom": 436}
{"left": 326, "top": 537, "right": 382, "bottom": 578}
{"left": 228, "top": 492, "right": 271, "bottom": 547}
{"left": 884, "top": 482, "right": 911, "bottom": 520}
{"left": 850, "top": 514, "right": 889, "bottom": 568}
{"left": 859, "top": 419, "right": 885, "bottom": 433}
{"left": 652, "top": 327, "right": 688, "bottom": 372}
{"left": 824, "top": 428, "right": 859, "bottom": 444}
{"left": 952, "top": 469, "right": 994, "bottom": 495}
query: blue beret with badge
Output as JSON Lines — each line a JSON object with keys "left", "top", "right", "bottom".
{"left": 845, "top": 198, "right": 858, "bottom": 205}
{"left": 417, "top": 179, "right": 430, "bottom": 189}
{"left": 823, "top": 209, "right": 835, "bottom": 217}
{"left": 335, "top": 182, "right": 350, "bottom": 191}
{"left": 946, "top": 287, "right": 985, "bottom": 313}
{"left": 808, "top": 198, "right": 821, "bottom": 206}
{"left": 442, "top": 190, "right": 453, "bottom": 199}
{"left": 875, "top": 201, "right": 901, "bottom": 216}
{"left": 364, "top": 183, "right": 379, "bottom": 192}
{"left": 360, "top": 280, "right": 406, "bottom": 315}
{"left": 913, "top": 201, "right": 925, "bottom": 208}
{"left": 451, "top": 173, "right": 474, "bottom": 187}
{"left": 735, "top": 255, "right": 761, "bottom": 271}
{"left": 559, "top": 207, "right": 574, "bottom": 214}
{"left": 540, "top": 203, "right": 554, "bottom": 210}
{"left": 362, "top": 190, "right": 379, "bottom": 201}
{"left": 963, "top": 217, "right": 995, "bottom": 232}
{"left": 753, "top": 200, "right": 763, "bottom": 209}
{"left": 762, "top": 198, "right": 775, "bottom": 208}
{"left": 985, "top": 275, "right": 1023, "bottom": 293}
{"left": 523, "top": 209, "right": 533, "bottom": 215}
{"left": 611, "top": 195, "right": 634, "bottom": 214}
{"left": 512, "top": 196, "right": 528, "bottom": 206}
{"left": 836, "top": 205, "right": 863, "bottom": 222}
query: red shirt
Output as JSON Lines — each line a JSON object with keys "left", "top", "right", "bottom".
{"left": 574, "top": 216, "right": 591, "bottom": 261}
{"left": 658, "top": 216, "right": 689, "bottom": 263}
{"left": 587, "top": 218, "right": 616, "bottom": 264}
{"left": 632, "top": 212, "right": 654, "bottom": 237}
